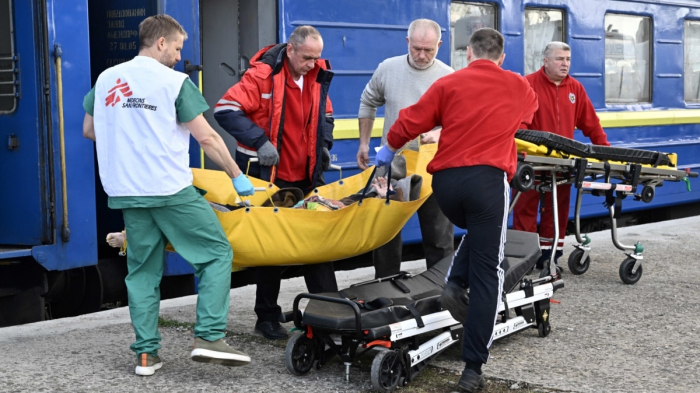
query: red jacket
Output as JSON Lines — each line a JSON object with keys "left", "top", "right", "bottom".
{"left": 387, "top": 59, "right": 538, "bottom": 181}
{"left": 214, "top": 43, "right": 334, "bottom": 185}
{"left": 520, "top": 67, "right": 609, "bottom": 146}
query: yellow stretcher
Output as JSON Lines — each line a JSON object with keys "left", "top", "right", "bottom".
{"left": 189, "top": 144, "right": 437, "bottom": 268}
{"left": 510, "top": 130, "right": 698, "bottom": 285}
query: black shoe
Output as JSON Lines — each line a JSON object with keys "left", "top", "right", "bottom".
{"left": 440, "top": 281, "right": 469, "bottom": 324}
{"left": 537, "top": 249, "right": 563, "bottom": 270}
{"left": 539, "top": 263, "right": 563, "bottom": 279}
{"left": 536, "top": 249, "right": 551, "bottom": 270}
{"left": 458, "top": 368, "right": 485, "bottom": 392}
{"left": 254, "top": 321, "right": 289, "bottom": 340}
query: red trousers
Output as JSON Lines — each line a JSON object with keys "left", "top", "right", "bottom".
{"left": 512, "top": 184, "right": 571, "bottom": 252}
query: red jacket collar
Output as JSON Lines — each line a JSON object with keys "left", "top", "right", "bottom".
{"left": 468, "top": 58, "right": 502, "bottom": 69}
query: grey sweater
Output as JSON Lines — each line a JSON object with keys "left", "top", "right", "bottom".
{"left": 359, "top": 55, "right": 454, "bottom": 151}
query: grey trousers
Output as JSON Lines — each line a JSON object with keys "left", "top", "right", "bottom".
{"left": 373, "top": 194, "right": 455, "bottom": 279}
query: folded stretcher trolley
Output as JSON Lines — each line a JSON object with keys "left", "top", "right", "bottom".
{"left": 511, "top": 130, "right": 698, "bottom": 284}
{"left": 283, "top": 230, "right": 563, "bottom": 392}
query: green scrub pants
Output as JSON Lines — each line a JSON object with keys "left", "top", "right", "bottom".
{"left": 122, "top": 196, "right": 233, "bottom": 356}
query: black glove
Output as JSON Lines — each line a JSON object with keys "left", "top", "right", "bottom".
{"left": 257, "top": 141, "right": 279, "bottom": 166}
{"left": 321, "top": 147, "right": 331, "bottom": 171}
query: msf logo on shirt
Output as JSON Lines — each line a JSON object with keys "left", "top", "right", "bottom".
{"left": 105, "top": 78, "right": 133, "bottom": 107}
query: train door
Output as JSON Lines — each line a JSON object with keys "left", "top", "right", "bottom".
{"left": 0, "top": 0, "right": 52, "bottom": 247}
{"left": 200, "top": 0, "right": 240, "bottom": 167}
{"left": 199, "top": 0, "right": 276, "bottom": 169}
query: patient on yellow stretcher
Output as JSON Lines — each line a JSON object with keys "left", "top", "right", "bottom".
{"left": 216, "top": 173, "right": 420, "bottom": 212}
{"left": 106, "top": 170, "right": 422, "bottom": 252}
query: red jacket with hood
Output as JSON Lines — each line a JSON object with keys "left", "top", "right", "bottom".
{"left": 214, "top": 43, "right": 334, "bottom": 185}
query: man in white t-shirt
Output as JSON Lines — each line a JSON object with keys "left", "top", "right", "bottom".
{"left": 82, "top": 14, "right": 254, "bottom": 376}
{"left": 356, "top": 19, "right": 455, "bottom": 279}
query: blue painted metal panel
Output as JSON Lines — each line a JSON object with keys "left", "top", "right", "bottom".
{"left": 158, "top": 0, "right": 204, "bottom": 169}
{"left": 160, "top": 0, "right": 202, "bottom": 275}
{"left": 278, "top": 0, "right": 451, "bottom": 119}
{"left": 86, "top": 1, "right": 157, "bottom": 255}
{"left": 40, "top": 0, "right": 97, "bottom": 270}
{"left": 0, "top": 248, "right": 33, "bottom": 259}
{"left": 0, "top": 1, "right": 48, "bottom": 245}
{"left": 88, "top": 1, "right": 157, "bottom": 78}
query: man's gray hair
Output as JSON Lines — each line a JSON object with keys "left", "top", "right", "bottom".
{"left": 407, "top": 19, "right": 442, "bottom": 42}
{"left": 288, "top": 25, "right": 322, "bottom": 48}
{"left": 544, "top": 41, "right": 571, "bottom": 58}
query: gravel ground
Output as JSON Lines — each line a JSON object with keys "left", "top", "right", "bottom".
{"left": 1, "top": 217, "right": 699, "bottom": 392}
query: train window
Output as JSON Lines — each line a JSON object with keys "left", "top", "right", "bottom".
{"left": 524, "top": 8, "right": 564, "bottom": 76}
{"left": 684, "top": 20, "right": 700, "bottom": 103}
{"left": 604, "top": 14, "right": 651, "bottom": 104}
{"left": 450, "top": 2, "right": 497, "bottom": 70}
{"left": 0, "top": 0, "right": 16, "bottom": 114}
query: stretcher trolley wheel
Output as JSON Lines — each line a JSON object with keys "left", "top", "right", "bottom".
{"left": 567, "top": 248, "right": 591, "bottom": 275}
{"left": 371, "top": 350, "right": 403, "bottom": 392}
{"left": 285, "top": 332, "right": 316, "bottom": 375}
{"left": 640, "top": 185, "right": 655, "bottom": 203}
{"left": 619, "top": 257, "right": 643, "bottom": 285}
{"left": 512, "top": 163, "right": 535, "bottom": 192}
{"left": 537, "top": 322, "right": 551, "bottom": 338}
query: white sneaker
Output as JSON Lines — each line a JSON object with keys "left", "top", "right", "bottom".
{"left": 190, "top": 337, "right": 251, "bottom": 367}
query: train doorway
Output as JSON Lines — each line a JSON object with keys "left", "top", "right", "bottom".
{"left": 199, "top": 0, "right": 276, "bottom": 170}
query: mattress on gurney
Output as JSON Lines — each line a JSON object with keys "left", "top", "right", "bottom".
{"left": 516, "top": 129, "right": 675, "bottom": 167}
{"left": 301, "top": 230, "right": 541, "bottom": 331}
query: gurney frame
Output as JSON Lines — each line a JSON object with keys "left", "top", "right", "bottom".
{"left": 283, "top": 275, "right": 562, "bottom": 392}
{"left": 510, "top": 152, "right": 697, "bottom": 284}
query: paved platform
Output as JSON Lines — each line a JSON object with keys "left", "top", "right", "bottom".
{"left": 1, "top": 217, "right": 699, "bottom": 392}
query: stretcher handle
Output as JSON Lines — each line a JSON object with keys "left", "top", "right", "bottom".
{"left": 384, "top": 164, "right": 394, "bottom": 204}
{"left": 358, "top": 166, "right": 377, "bottom": 205}
{"left": 358, "top": 165, "right": 394, "bottom": 206}
{"left": 327, "top": 163, "right": 343, "bottom": 184}
{"left": 246, "top": 157, "right": 258, "bottom": 177}
{"left": 292, "top": 293, "right": 364, "bottom": 339}
{"left": 243, "top": 157, "right": 278, "bottom": 206}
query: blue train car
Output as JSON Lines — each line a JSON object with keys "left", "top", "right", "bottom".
{"left": 1, "top": 0, "right": 699, "bottom": 326}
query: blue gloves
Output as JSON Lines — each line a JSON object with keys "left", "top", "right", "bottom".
{"left": 375, "top": 145, "right": 396, "bottom": 167}
{"left": 232, "top": 174, "right": 255, "bottom": 196}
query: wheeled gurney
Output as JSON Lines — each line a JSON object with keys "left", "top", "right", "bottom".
{"left": 282, "top": 230, "right": 564, "bottom": 392}
{"left": 510, "top": 130, "right": 698, "bottom": 284}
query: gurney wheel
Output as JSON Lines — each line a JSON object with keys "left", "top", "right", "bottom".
{"left": 512, "top": 163, "right": 535, "bottom": 192}
{"left": 371, "top": 350, "right": 402, "bottom": 392}
{"left": 567, "top": 249, "right": 591, "bottom": 275}
{"left": 619, "top": 257, "right": 643, "bottom": 285}
{"left": 538, "top": 322, "right": 551, "bottom": 337}
{"left": 640, "top": 185, "right": 655, "bottom": 203}
{"left": 284, "top": 332, "right": 316, "bottom": 376}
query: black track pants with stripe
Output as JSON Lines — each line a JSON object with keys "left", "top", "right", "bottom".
{"left": 432, "top": 165, "right": 509, "bottom": 365}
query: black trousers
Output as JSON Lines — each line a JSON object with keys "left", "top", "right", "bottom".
{"left": 372, "top": 194, "right": 455, "bottom": 279}
{"left": 254, "top": 263, "right": 338, "bottom": 323}
{"left": 237, "top": 152, "right": 338, "bottom": 324}
{"left": 432, "top": 166, "right": 509, "bottom": 366}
